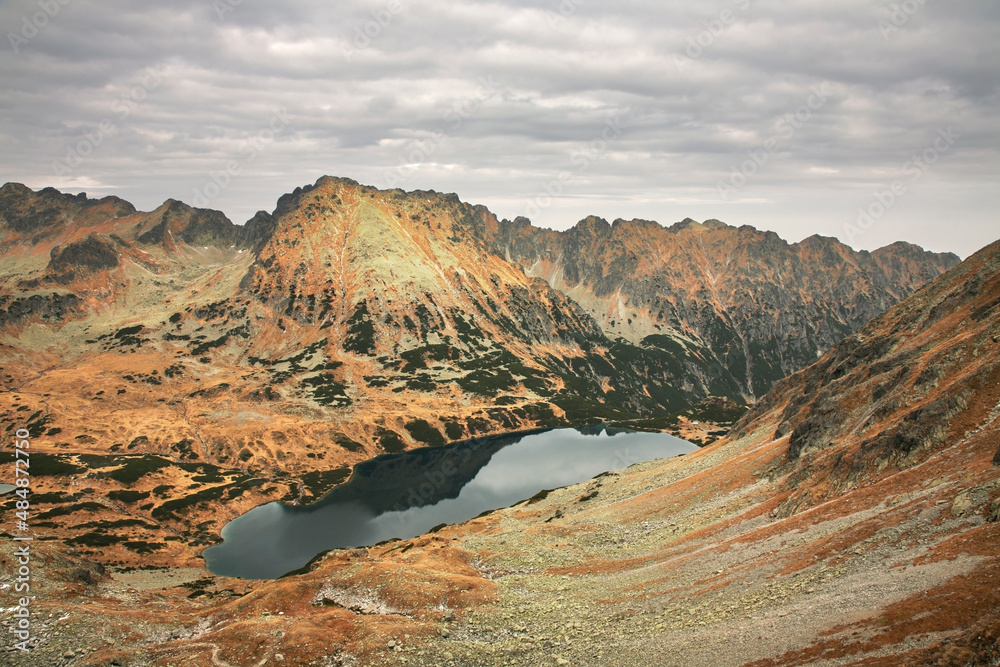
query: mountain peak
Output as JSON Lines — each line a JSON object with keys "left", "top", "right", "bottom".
{"left": 487, "top": 211, "right": 962, "bottom": 399}
{"left": 0, "top": 178, "right": 965, "bottom": 406}
{"left": 1, "top": 181, "right": 34, "bottom": 197}
{"left": 874, "top": 239, "right": 961, "bottom": 262}
{"left": 611, "top": 218, "right": 663, "bottom": 231}
{"left": 575, "top": 215, "right": 612, "bottom": 231}
{"left": 668, "top": 218, "right": 705, "bottom": 232}
{"left": 129, "top": 198, "right": 239, "bottom": 249}
{"left": 0, "top": 182, "right": 137, "bottom": 236}
{"left": 702, "top": 218, "right": 731, "bottom": 230}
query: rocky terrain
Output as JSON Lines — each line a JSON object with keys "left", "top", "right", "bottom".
{"left": 0, "top": 178, "right": 747, "bottom": 573}
{"left": 489, "top": 215, "right": 959, "bottom": 400}
{"left": 0, "top": 177, "right": 988, "bottom": 666}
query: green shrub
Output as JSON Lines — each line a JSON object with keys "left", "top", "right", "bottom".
{"left": 107, "top": 490, "right": 152, "bottom": 503}
{"left": 404, "top": 420, "right": 445, "bottom": 447}
{"left": 376, "top": 428, "right": 406, "bottom": 453}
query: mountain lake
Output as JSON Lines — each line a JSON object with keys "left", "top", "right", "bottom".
{"left": 203, "top": 426, "right": 696, "bottom": 579}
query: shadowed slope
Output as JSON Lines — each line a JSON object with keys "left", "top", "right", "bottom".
{"left": 489, "top": 215, "right": 959, "bottom": 400}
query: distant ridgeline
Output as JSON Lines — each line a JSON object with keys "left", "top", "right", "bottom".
{"left": 0, "top": 177, "right": 959, "bottom": 459}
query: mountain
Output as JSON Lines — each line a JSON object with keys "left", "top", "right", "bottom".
{"left": 3, "top": 227, "right": 995, "bottom": 665}
{"left": 0, "top": 179, "right": 957, "bottom": 453}
{"left": 0, "top": 177, "right": 961, "bottom": 561}
{"left": 2, "top": 177, "right": 757, "bottom": 472}
{"left": 487, "top": 215, "right": 960, "bottom": 400}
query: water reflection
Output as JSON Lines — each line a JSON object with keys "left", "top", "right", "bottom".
{"left": 204, "top": 427, "right": 694, "bottom": 579}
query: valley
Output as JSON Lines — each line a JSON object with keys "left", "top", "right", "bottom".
{"left": 0, "top": 177, "right": 994, "bottom": 666}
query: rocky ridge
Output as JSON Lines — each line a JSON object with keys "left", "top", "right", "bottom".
{"left": 488, "top": 215, "right": 959, "bottom": 400}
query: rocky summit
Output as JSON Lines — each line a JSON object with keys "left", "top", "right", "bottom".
{"left": 0, "top": 177, "right": 991, "bottom": 667}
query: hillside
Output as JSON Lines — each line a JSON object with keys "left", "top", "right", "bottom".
{"left": 0, "top": 178, "right": 957, "bottom": 449}
{"left": 489, "top": 215, "right": 959, "bottom": 400}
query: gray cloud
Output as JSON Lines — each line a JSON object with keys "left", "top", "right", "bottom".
{"left": 0, "top": 0, "right": 997, "bottom": 256}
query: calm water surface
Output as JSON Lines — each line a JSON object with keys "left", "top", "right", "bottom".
{"left": 204, "top": 427, "right": 695, "bottom": 579}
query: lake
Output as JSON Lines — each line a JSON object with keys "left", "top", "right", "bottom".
{"left": 203, "top": 426, "right": 695, "bottom": 579}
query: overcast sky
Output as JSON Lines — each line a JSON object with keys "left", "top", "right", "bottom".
{"left": 1, "top": 0, "right": 997, "bottom": 257}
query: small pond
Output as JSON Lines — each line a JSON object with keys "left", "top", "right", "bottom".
{"left": 203, "top": 426, "right": 695, "bottom": 579}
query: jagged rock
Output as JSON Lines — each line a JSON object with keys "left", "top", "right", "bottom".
{"left": 0, "top": 182, "right": 135, "bottom": 234}
{"left": 133, "top": 199, "right": 244, "bottom": 248}
{"left": 484, "top": 214, "right": 958, "bottom": 401}
{"left": 734, "top": 237, "right": 1000, "bottom": 510}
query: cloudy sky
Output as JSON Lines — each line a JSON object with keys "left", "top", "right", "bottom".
{"left": 1, "top": 0, "right": 997, "bottom": 257}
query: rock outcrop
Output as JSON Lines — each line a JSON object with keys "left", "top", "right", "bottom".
{"left": 47, "top": 234, "right": 121, "bottom": 277}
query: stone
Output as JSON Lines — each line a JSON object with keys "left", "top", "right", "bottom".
{"left": 952, "top": 492, "right": 973, "bottom": 517}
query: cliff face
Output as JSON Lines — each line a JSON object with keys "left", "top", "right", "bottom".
{"left": 731, "top": 237, "right": 1000, "bottom": 515}
{"left": 487, "top": 216, "right": 959, "bottom": 400}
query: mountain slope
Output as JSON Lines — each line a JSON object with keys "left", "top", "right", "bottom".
{"left": 487, "top": 215, "right": 960, "bottom": 400}
{"left": 0, "top": 178, "right": 759, "bottom": 574}
{"left": 0, "top": 178, "right": 957, "bottom": 466}
{"left": 333, "top": 236, "right": 994, "bottom": 666}
{"left": 0, "top": 177, "right": 991, "bottom": 666}
{"left": 0, "top": 178, "right": 697, "bottom": 472}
